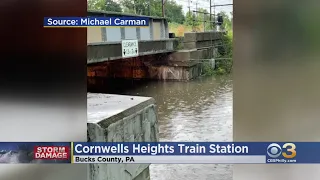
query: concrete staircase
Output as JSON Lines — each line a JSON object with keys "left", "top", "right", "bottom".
{"left": 158, "top": 31, "right": 225, "bottom": 80}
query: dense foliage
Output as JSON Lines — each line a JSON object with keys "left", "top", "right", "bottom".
{"left": 215, "top": 30, "right": 233, "bottom": 75}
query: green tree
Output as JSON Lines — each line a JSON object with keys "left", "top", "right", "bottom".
{"left": 88, "top": 0, "right": 122, "bottom": 12}
{"left": 121, "top": 0, "right": 185, "bottom": 24}
{"left": 149, "top": 0, "right": 162, "bottom": 16}
{"left": 164, "top": 0, "right": 185, "bottom": 24}
{"left": 184, "top": 11, "right": 200, "bottom": 27}
{"left": 196, "top": 8, "right": 213, "bottom": 31}
{"left": 121, "top": 0, "right": 153, "bottom": 15}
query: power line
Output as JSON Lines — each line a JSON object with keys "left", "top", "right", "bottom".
{"left": 211, "top": 3, "right": 233, "bottom": 7}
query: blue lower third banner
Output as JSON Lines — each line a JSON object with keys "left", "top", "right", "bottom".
{"left": 0, "top": 142, "right": 319, "bottom": 164}
{"left": 72, "top": 142, "right": 317, "bottom": 164}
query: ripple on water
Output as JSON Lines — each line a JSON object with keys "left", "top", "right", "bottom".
{"left": 93, "top": 76, "right": 233, "bottom": 180}
{"left": 149, "top": 77, "right": 233, "bottom": 180}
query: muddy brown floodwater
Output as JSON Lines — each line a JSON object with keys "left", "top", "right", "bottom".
{"left": 88, "top": 75, "right": 233, "bottom": 180}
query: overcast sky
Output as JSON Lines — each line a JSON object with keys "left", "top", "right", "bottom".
{"left": 175, "top": 0, "right": 233, "bottom": 16}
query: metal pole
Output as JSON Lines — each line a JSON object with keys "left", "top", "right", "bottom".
{"left": 195, "top": 1, "right": 198, "bottom": 31}
{"left": 209, "top": 0, "right": 212, "bottom": 29}
{"left": 213, "top": 1, "right": 216, "bottom": 31}
{"left": 162, "top": 0, "right": 165, "bottom": 17}
{"left": 203, "top": 13, "right": 205, "bottom": 32}
{"left": 195, "top": 2, "right": 198, "bottom": 11}
{"left": 148, "top": 0, "right": 151, "bottom": 16}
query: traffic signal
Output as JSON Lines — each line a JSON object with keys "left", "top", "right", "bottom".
{"left": 217, "top": 14, "right": 223, "bottom": 26}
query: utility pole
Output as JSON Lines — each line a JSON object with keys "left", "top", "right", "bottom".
{"left": 203, "top": 12, "right": 205, "bottom": 31}
{"left": 194, "top": 1, "right": 199, "bottom": 32}
{"left": 188, "top": 0, "right": 191, "bottom": 14}
{"left": 195, "top": 2, "right": 198, "bottom": 12}
{"left": 213, "top": 1, "right": 215, "bottom": 30}
{"left": 162, "top": 0, "right": 165, "bottom": 17}
{"left": 148, "top": 0, "right": 151, "bottom": 16}
{"left": 209, "top": 0, "right": 212, "bottom": 29}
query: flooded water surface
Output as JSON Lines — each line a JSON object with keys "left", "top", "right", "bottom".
{"left": 88, "top": 75, "right": 233, "bottom": 180}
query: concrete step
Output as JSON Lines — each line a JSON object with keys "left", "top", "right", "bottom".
{"left": 183, "top": 40, "right": 221, "bottom": 49}
{"left": 168, "top": 48, "right": 215, "bottom": 63}
{"left": 184, "top": 31, "right": 226, "bottom": 42}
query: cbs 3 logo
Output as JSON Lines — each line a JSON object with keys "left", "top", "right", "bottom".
{"left": 267, "top": 143, "right": 296, "bottom": 158}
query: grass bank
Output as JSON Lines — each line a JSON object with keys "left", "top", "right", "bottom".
{"left": 168, "top": 22, "right": 205, "bottom": 37}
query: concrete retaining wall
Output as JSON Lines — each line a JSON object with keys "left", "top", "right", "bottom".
{"left": 147, "top": 64, "right": 203, "bottom": 80}
{"left": 184, "top": 31, "right": 224, "bottom": 42}
{"left": 87, "top": 93, "right": 159, "bottom": 180}
{"left": 183, "top": 31, "right": 225, "bottom": 50}
{"left": 158, "top": 31, "right": 223, "bottom": 80}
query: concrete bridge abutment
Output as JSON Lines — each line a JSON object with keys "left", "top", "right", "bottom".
{"left": 87, "top": 93, "right": 159, "bottom": 180}
{"left": 87, "top": 31, "right": 225, "bottom": 81}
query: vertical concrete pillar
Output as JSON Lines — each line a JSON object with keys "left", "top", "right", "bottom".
{"left": 87, "top": 94, "right": 159, "bottom": 180}
{"left": 163, "top": 20, "right": 169, "bottom": 38}
{"left": 136, "top": 27, "right": 141, "bottom": 40}
{"left": 160, "top": 20, "right": 165, "bottom": 39}
{"left": 121, "top": 27, "right": 125, "bottom": 40}
{"left": 149, "top": 20, "right": 153, "bottom": 40}
{"left": 101, "top": 28, "right": 107, "bottom": 42}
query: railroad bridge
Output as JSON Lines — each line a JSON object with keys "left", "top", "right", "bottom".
{"left": 87, "top": 10, "right": 225, "bottom": 81}
{"left": 86, "top": 10, "right": 227, "bottom": 180}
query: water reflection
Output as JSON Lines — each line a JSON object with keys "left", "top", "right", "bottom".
{"left": 88, "top": 75, "right": 233, "bottom": 180}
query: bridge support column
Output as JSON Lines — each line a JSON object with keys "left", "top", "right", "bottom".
{"left": 161, "top": 31, "right": 224, "bottom": 80}
{"left": 87, "top": 93, "right": 159, "bottom": 180}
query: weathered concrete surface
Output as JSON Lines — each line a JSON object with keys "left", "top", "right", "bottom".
{"left": 88, "top": 39, "right": 178, "bottom": 64}
{"left": 183, "top": 40, "right": 222, "bottom": 49}
{"left": 170, "top": 49, "right": 201, "bottom": 61}
{"left": 183, "top": 31, "right": 225, "bottom": 50}
{"left": 146, "top": 64, "right": 203, "bottom": 80}
{"left": 154, "top": 31, "right": 223, "bottom": 80}
{"left": 167, "top": 48, "right": 216, "bottom": 67}
{"left": 87, "top": 93, "right": 159, "bottom": 180}
{"left": 184, "top": 31, "right": 226, "bottom": 42}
